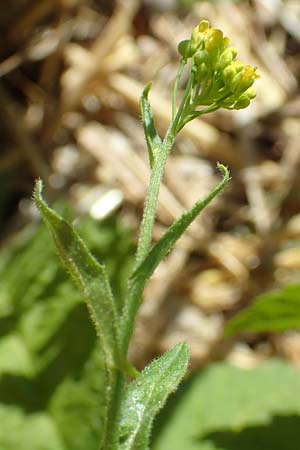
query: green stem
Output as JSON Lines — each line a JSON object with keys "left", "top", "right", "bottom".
{"left": 121, "top": 123, "right": 180, "bottom": 355}
{"left": 133, "top": 124, "right": 176, "bottom": 269}
{"left": 120, "top": 64, "right": 196, "bottom": 355}
{"left": 172, "top": 68, "right": 194, "bottom": 133}
{"left": 172, "top": 59, "right": 186, "bottom": 120}
{"left": 102, "top": 369, "right": 125, "bottom": 450}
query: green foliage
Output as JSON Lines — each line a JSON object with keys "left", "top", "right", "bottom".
{"left": 225, "top": 284, "right": 300, "bottom": 336}
{"left": 0, "top": 213, "right": 134, "bottom": 450}
{"left": 0, "top": 407, "right": 65, "bottom": 450}
{"left": 152, "top": 359, "right": 300, "bottom": 450}
{"left": 119, "top": 343, "right": 188, "bottom": 450}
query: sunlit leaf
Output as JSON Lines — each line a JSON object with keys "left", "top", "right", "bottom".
{"left": 119, "top": 342, "right": 189, "bottom": 450}
{"left": 225, "top": 284, "right": 300, "bottom": 336}
{"left": 152, "top": 360, "right": 300, "bottom": 450}
{"left": 34, "top": 180, "right": 120, "bottom": 369}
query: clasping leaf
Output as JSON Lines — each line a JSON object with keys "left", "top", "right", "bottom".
{"left": 118, "top": 342, "right": 189, "bottom": 450}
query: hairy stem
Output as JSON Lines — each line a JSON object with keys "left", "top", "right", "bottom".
{"left": 120, "top": 66, "right": 196, "bottom": 355}
{"left": 102, "top": 370, "right": 125, "bottom": 450}
{"left": 172, "top": 59, "right": 186, "bottom": 120}
{"left": 121, "top": 125, "right": 177, "bottom": 354}
{"left": 134, "top": 127, "right": 176, "bottom": 267}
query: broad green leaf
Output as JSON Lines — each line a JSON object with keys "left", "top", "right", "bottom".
{"left": 140, "top": 82, "right": 162, "bottom": 168}
{"left": 0, "top": 334, "right": 33, "bottom": 376}
{"left": 131, "top": 164, "right": 229, "bottom": 286}
{"left": 119, "top": 342, "right": 189, "bottom": 450}
{"left": 0, "top": 406, "right": 65, "bottom": 450}
{"left": 225, "top": 284, "right": 300, "bottom": 336}
{"left": 152, "top": 359, "right": 300, "bottom": 450}
{"left": 0, "top": 213, "right": 133, "bottom": 449}
{"left": 34, "top": 180, "right": 120, "bottom": 369}
{"left": 49, "top": 345, "right": 105, "bottom": 450}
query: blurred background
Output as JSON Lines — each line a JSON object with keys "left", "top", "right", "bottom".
{"left": 1, "top": 0, "right": 300, "bottom": 449}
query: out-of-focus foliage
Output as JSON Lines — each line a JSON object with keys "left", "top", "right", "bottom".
{"left": 0, "top": 211, "right": 135, "bottom": 450}
{"left": 225, "top": 284, "right": 300, "bottom": 336}
{"left": 152, "top": 359, "right": 300, "bottom": 450}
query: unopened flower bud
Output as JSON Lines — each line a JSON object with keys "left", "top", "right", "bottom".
{"left": 232, "top": 65, "right": 259, "bottom": 94}
{"left": 244, "top": 86, "right": 257, "bottom": 99}
{"left": 205, "top": 29, "right": 224, "bottom": 53}
{"left": 194, "top": 50, "right": 209, "bottom": 66}
{"left": 198, "top": 20, "right": 210, "bottom": 32}
{"left": 223, "top": 61, "right": 244, "bottom": 86}
{"left": 178, "top": 40, "right": 192, "bottom": 60}
{"left": 216, "top": 47, "right": 237, "bottom": 70}
{"left": 190, "top": 20, "right": 210, "bottom": 54}
{"left": 197, "top": 62, "right": 209, "bottom": 80}
{"left": 234, "top": 94, "right": 251, "bottom": 109}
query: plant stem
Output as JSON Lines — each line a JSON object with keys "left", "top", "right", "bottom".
{"left": 102, "top": 369, "right": 125, "bottom": 450}
{"left": 172, "top": 68, "right": 194, "bottom": 133}
{"left": 120, "top": 67, "right": 196, "bottom": 355}
{"left": 172, "top": 59, "right": 186, "bottom": 120}
{"left": 134, "top": 125, "right": 176, "bottom": 268}
{"left": 121, "top": 125, "right": 176, "bottom": 354}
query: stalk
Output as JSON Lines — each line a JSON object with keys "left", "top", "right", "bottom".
{"left": 102, "top": 370, "right": 125, "bottom": 450}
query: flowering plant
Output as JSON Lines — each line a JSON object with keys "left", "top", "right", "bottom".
{"left": 34, "top": 19, "right": 258, "bottom": 450}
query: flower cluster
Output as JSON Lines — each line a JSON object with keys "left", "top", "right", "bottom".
{"left": 178, "top": 20, "right": 259, "bottom": 110}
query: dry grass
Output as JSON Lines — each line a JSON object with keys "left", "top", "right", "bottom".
{"left": 1, "top": 0, "right": 300, "bottom": 370}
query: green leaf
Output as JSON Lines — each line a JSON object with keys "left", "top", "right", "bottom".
{"left": 131, "top": 164, "right": 229, "bottom": 287}
{"left": 152, "top": 359, "right": 300, "bottom": 450}
{"left": 34, "top": 180, "right": 120, "bottom": 370}
{"left": 225, "top": 284, "right": 300, "bottom": 336}
{"left": 140, "top": 82, "right": 162, "bottom": 169}
{"left": 0, "top": 406, "right": 66, "bottom": 450}
{"left": 118, "top": 342, "right": 189, "bottom": 450}
{"left": 0, "top": 212, "right": 134, "bottom": 448}
{"left": 0, "top": 334, "right": 34, "bottom": 376}
{"left": 49, "top": 345, "right": 106, "bottom": 450}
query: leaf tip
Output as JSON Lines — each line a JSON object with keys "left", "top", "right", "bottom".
{"left": 142, "top": 81, "right": 153, "bottom": 99}
{"left": 216, "top": 162, "right": 230, "bottom": 180}
{"left": 33, "top": 178, "right": 44, "bottom": 205}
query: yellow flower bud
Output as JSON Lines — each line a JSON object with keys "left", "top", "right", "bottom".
{"left": 234, "top": 94, "right": 251, "bottom": 109}
{"left": 223, "top": 61, "right": 244, "bottom": 86}
{"left": 198, "top": 20, "right": 210, "bottom": 32}
{"left": 232, "top": 65, "right": 259, "bottom": 94}
{"left": 205, "top": 29, "right": 224, "bottom": 52}
{"left": 216, "top": 47, "right": 238, "bottom": 70}
{"left": 244, "top": 86, "right": 257, "bottom": 99}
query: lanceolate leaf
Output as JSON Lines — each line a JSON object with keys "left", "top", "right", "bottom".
{"left": 131, "top": 164, "right": 229, "bottom": 286}
{"left": 140, "top": 83, "right": 162, "bottom": 169}
{"left": 118, "top": 342, "right": 189, "bottom": 450}
{"left": 225, "top": 284, "right": 300, "bottom": 336}
{"left": 34, "top": 180, "right": 120, "bottom": 369}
